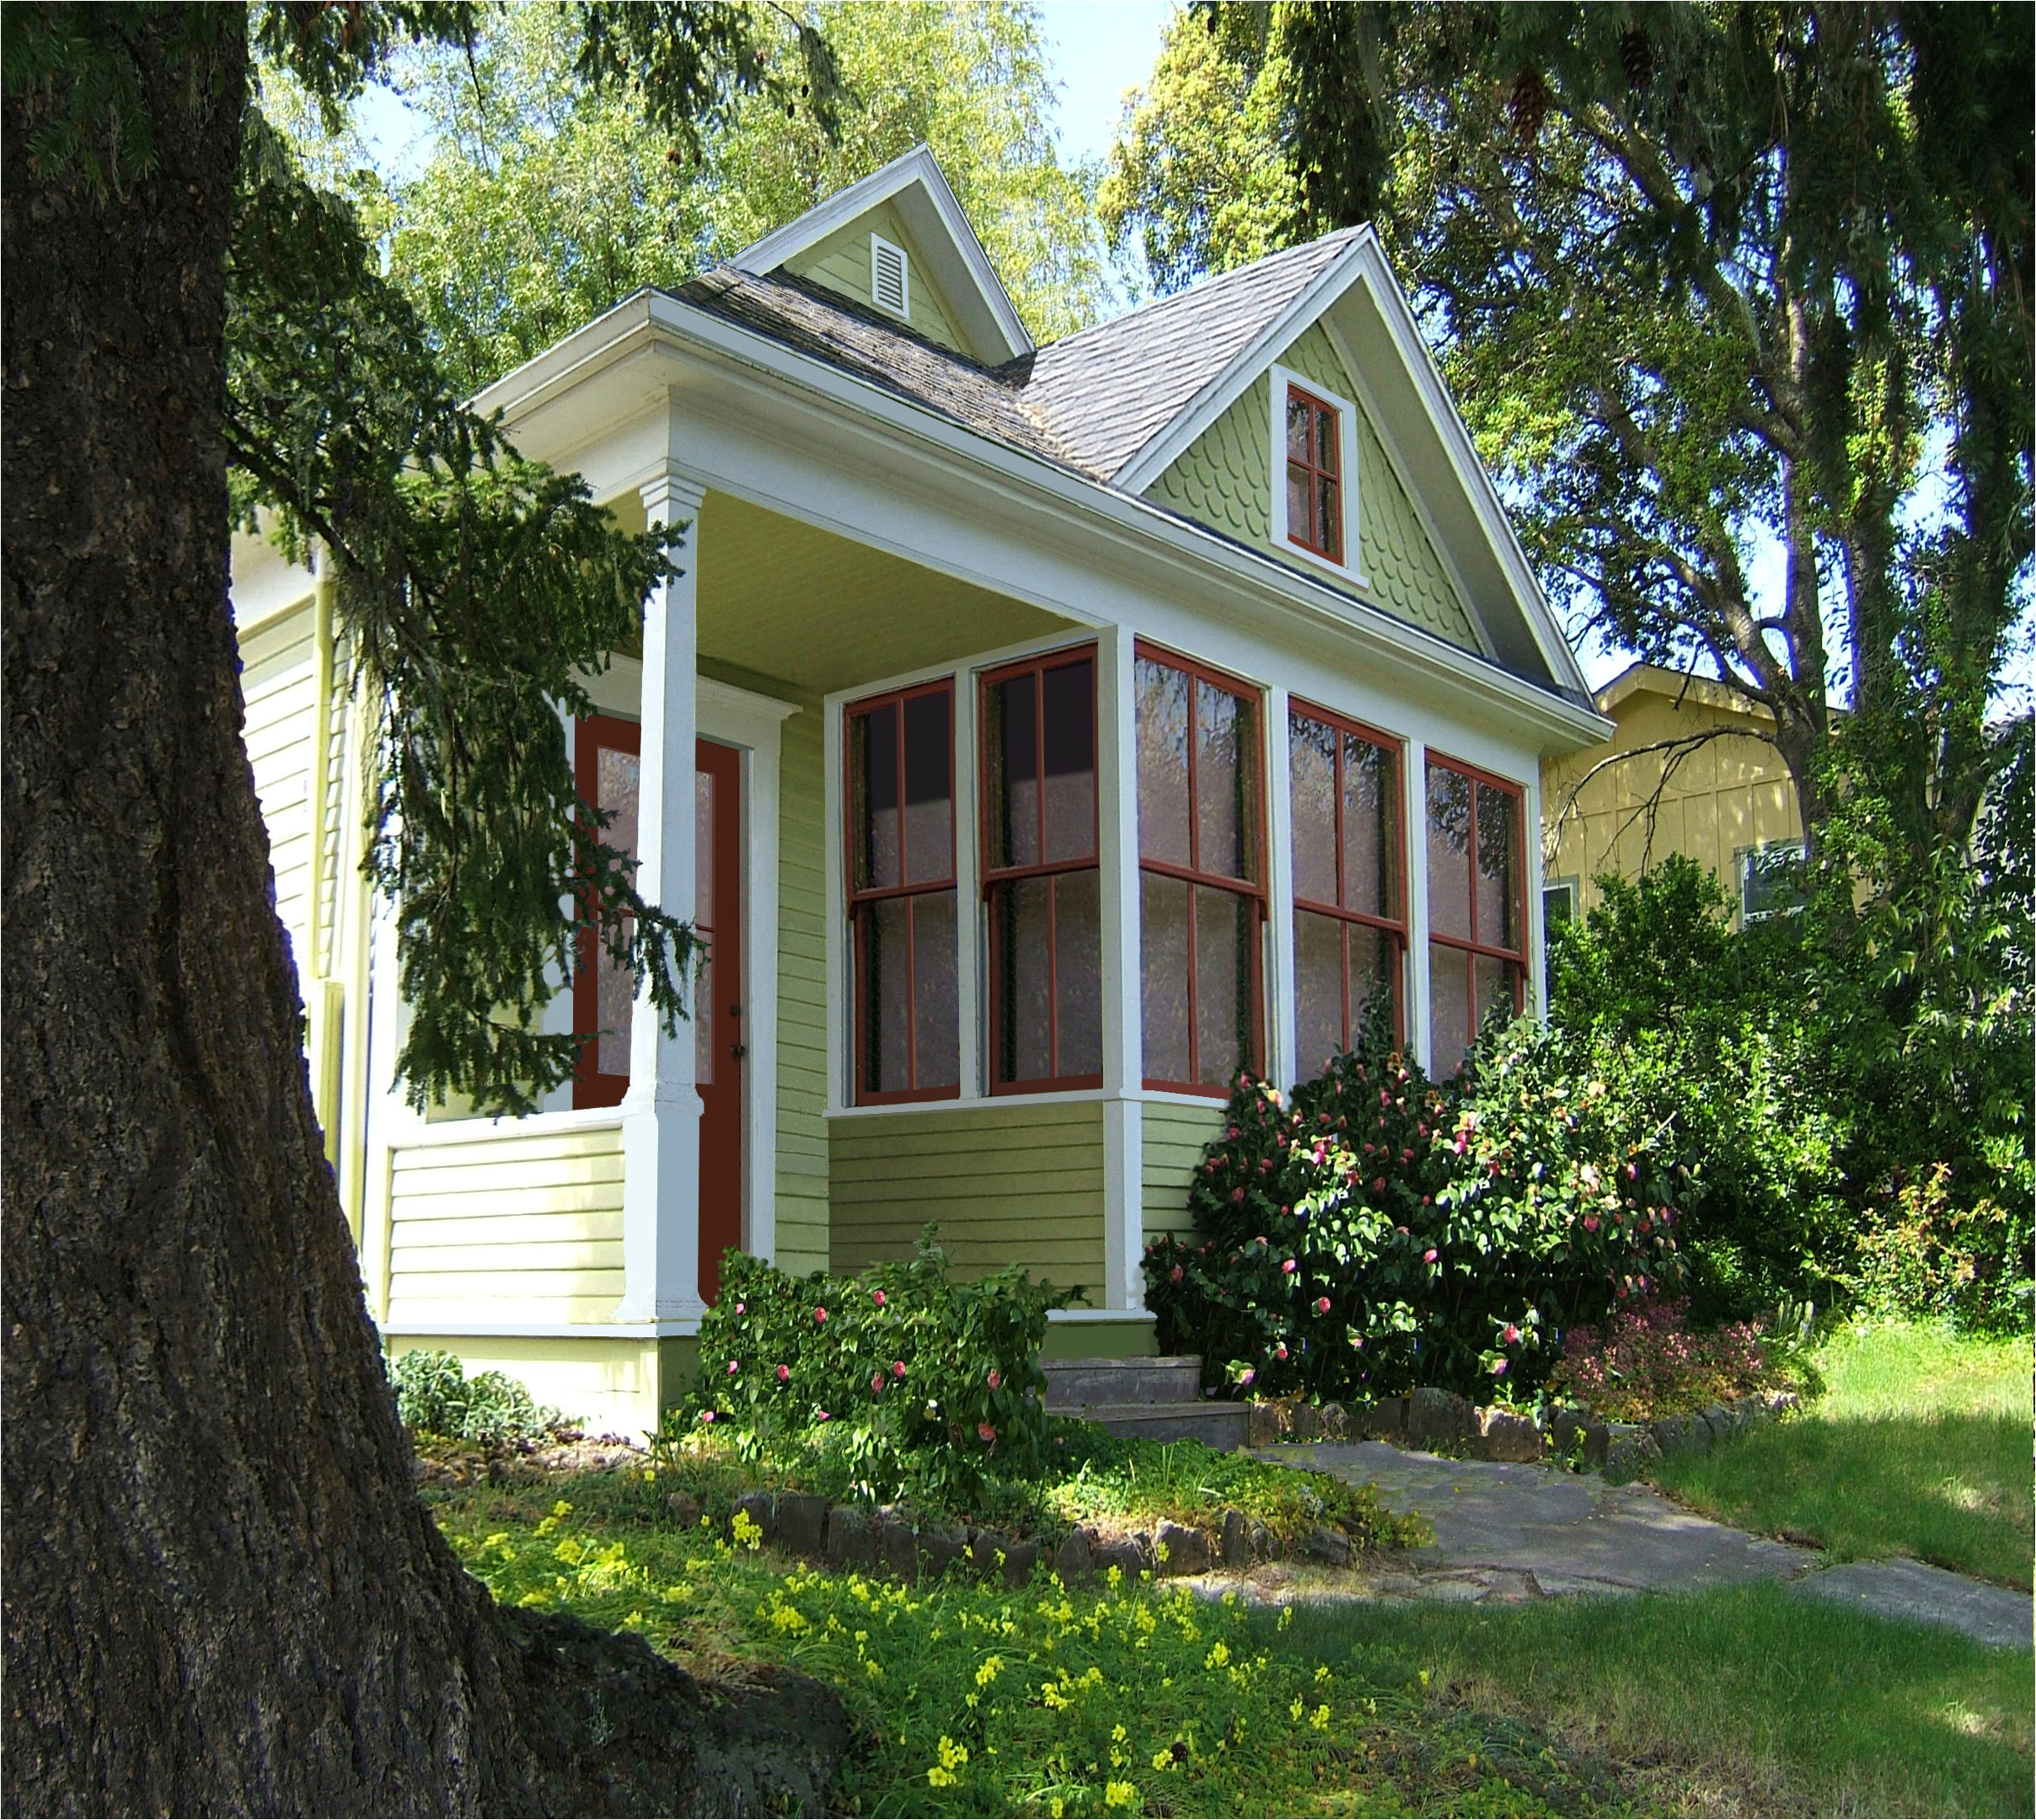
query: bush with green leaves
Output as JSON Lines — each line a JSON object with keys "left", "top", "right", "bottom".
{"left": 673, "top": 1230, "right": 1080, "bottom": 1510}
{"left": 1143, "top": 1021, "right": 1693, "bottom": 1402}
{"left": 389, "top": 1348, "right": 566, "bottom": 1448}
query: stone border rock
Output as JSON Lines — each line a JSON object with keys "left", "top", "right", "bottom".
{"left": 1248, "top": 1387, "right": 1799, "bottom": 1482}
{"left": 665, "top": 1488, "right": 1358, "bottom": 1588}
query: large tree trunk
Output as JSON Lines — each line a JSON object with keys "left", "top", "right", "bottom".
{"left": 2, "top": 15, "right": 841, "bottom": 1812}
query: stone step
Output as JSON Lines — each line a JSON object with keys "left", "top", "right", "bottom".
{"left": 1043, "top": 1355, "right": 1205, "bottom": 1410}
{"left": 1064, "top": 1400, "right": 1251, "bottom": 1450}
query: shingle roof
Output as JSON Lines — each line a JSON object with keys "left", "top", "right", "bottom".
{"left": 667, "top": 230, "right": 1364, "bottom": 489}
{"left": 1014, "top": 232, "right": 1362, "bottom": 480}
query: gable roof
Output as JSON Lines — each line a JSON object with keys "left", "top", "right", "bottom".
{"left": 731, "top": 143, "right": 1033, "bottom": 365}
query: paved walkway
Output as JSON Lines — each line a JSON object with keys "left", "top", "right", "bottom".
{"left": 1251, "top": 1439, "right": 2033, "bottom": 1651}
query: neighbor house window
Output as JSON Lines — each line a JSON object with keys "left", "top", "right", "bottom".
{"left": 1283, "top": 384, "right": 1343, "bottom": 563}
{"left": 1738, "top": 838, "right": 1806, "bottom": 922}
{"left": 1137, "top": 646, "right": 1265, "bottom": 1094}
{"left": 1289, "top": 704, "right": 1405, "bottom": 1078}
{"left": 846, "top": 681, "right": 958, "bottom": 1102}
{"left": 981, "top": 647, "right": 1101, "bottom": 1091}
{"left": 1425, "top": 755, "right": 1525, "bottom": 1073}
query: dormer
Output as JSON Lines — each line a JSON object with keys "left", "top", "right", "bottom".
{"left": 731, "top": 145, "right": 1032, "bottom": 367}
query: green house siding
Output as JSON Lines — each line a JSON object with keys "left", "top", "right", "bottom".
{"left": 781, "top": 201, "right": 967, "bottom": 355}
{"left": 773, "top": 698, "right": 832, "bottom": 1277}
{"left": 829, "top": 1103, "right": 1106, "bottom": 1290}
{"left": 1141, "top": 1101, "right": 1227, "bottom": 1245}
{"left": 1144, "top": 324, "right": 1481, "bottom": 650}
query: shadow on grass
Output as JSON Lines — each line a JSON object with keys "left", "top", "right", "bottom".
{"left": 1651, "top": 1409, "right": 2033, "bottom": 1589}
{"left": 1262, "top": 1581, "right": 2035, "bottom": 1818}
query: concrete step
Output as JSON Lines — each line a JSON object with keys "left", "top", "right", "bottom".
{"left": 1043, "top": 1355, "right": 1205, "bottom": 1410}
{"left": 1063, "top": 1400, "right": 1251, "bottom": 1450}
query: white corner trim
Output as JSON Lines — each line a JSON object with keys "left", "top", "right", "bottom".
{"left": 1267, "top": 362, "right": 1370, "bottom": 592}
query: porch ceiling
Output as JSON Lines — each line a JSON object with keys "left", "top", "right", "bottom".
{"left": 608, "top": 489, "right": 1076, "bottom": 697}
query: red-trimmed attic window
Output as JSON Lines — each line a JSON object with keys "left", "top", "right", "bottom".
{"left": 1284, "top": 384, "right": 1343, "bottom": 564}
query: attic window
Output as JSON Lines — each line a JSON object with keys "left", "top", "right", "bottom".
{"left": 1267, "top": 362, "right": 1363, "bottom": 582}
{"left": 870, "top": 233, "right": 910, "bottom": 319}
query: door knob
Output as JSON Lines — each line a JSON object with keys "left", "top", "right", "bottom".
{"left": 730, "top": 1043, "right": 747, "bottom": 1059}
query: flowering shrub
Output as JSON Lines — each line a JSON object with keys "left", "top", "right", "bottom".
{"left": 1143, "top": 1020, "right": 1695, "bottom": 1400}
{"left": 673, "top": 1228, "right": 1078, "bottom": 1507}
{"left": 1544, "top": 1298, "right": 1793, "bottom": 1422}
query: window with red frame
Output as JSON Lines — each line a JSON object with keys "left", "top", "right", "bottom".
{"left": 1284, "top": 384, "right": 1342, "bottom": 563}
{"left": 1289, "top": 704, "right": 1405, "bottom": 1077}
{"left": 573, "top": 714, "right": 640, "bottom": 1110}
{"left": 1424, "top": 755, "right": 1525, "bottom": 1072}
{"left": 1136, "top": 647, "right": 1265, "bottom": 1093}
{"left": 981, "top": 648, "right": 1101, "bottom": 1090}
{"left": 846, "top": 682, "right": 958, "bottom": 1102}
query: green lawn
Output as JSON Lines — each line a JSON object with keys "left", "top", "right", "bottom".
{"left": 1649, "top": 1320, "right": 2033, "bottom": 1587}
{"left": 427, "top": 1465, "right": 2033, "bottom": 1817}
{"left": 1273, "top": 1585, "right": 2033, "bottom": 1819}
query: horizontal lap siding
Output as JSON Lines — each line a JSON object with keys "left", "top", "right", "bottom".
{"left": 1142, "top": 1102, "right": 1226, "bottom": 1245}
{"left": 774, "top": 702, "right": 831, "bottom": 1276}
{"left": 238, "top": 602, "right": 318, "bottom": 987}
{"left": 386, "top": 1123, "right": 625, "bottom": 1326}
{"left": 830, "top": 1104, "right": 1105, "bottom": 1290}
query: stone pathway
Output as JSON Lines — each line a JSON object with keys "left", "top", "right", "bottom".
{"left": 1247, "top": 1439, "right": 2033, "bottom": 1651}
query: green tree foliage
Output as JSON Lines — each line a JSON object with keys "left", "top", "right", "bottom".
{"left": 1097, "top": 8, "right": 1294, "bottom": 296}
{"left": 313, "top": 2, "right": 1106, "bottom": 395}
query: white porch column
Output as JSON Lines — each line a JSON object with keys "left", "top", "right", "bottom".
{"left": 1097, "top": 624, "right": 1144, "bottom": 1310}
{"left": 1404, "top": 738, "right": 1431, "bottom": 1071}
{"left": 1264, "top": 684, "right": 1297, "bottom": 1091}
{"left": 618, "top": 464, "right": 708, "bottom": 1322}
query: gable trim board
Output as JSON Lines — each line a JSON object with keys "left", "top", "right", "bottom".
{"left": 731, "top": 143, "right": 1032, "bottom": 364}
{"left": 469, "top": 292, "right": 1610, "bottom": 757}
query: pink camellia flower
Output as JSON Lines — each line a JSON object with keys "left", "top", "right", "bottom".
{"left": 1239, "top": 1368, "right": 1256, "bottom": 1386}
{"left": 1282, "top": 1258, "right": 1297, "bottom": 1274}
{"left": 1373, "top": 1177, "right": 1386, "bottom": 1194}
{"left": 1583, "top": 1215, "right": 1599, "bottom": 1234}
{"left": 776, "top": 1363, "right": 790, "bottom": 1382}
{"left": 1491, "top": 1358, "right": 1509, "bottom": 1376}
{"left": 734, "top": 1302, "right": 745, "bottom": 1315}
{"left": 978, "top": 1422, "right": 997, "bottom": 1443}
{"left": 699, "top": 1410, "right": 716, "bottom": 1425}
{"left": 1349, "top": 1334, "right": 1364, "bottom": 1349}
{"left": 1226, "top": 1125, "right": 1240, "bottom": 1141}
{"left": 1171, "top": 1264, "right": 1185, "bottom": 1283}
{"left": 1626, "top": 1161, "right": 1640, "bottom": 1180}
{"left": 872, "top": 1289, "right": 887, "bottom": 1307}
{"left": 1231, "top": 1186, "right": 1246, "bottom": 1205}
{"left": 1423, "top": 1248, "right": 1439, "bottom": 1264}
{"left": 871, "top": 1373, "right": 885, "bottom": 1395}
{"left": 1503, "top": 1324, "right": 1520, "bottom": 1344}
{"left": 1275, "top": 1343, "right": 1289, "bottom": 1360}
{"left": 892, "top": 1359, "right": 907, "bottom": 1378}
{"left": 817, "top": 1409, "right": 831, "bottom": 1421}
{"left": 1315, "top": 1296, "right": 1331, "bottom": 1315}
{"left": 814, "top": 1307, "right": 827, "bottom": 1323}
{"left": 987, "top": 1368, "right": 1001, "bottom": 1390}
{"left": 726, "top": 1359, "right": 739, "bottom": 1375}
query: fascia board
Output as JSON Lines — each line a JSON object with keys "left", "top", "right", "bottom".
{"left": 1110, "top": 229, "right": 1371, "bottom": 495}
{"left": 484, "top": 288, "right": 1610, "bottom": 751}
{"left": 729, "top": 143, "right": 1031, "bottom": 362}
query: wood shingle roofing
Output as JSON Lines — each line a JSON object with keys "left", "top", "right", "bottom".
{"left": 667, "top": 229, "right": 1364, "bottom": 493}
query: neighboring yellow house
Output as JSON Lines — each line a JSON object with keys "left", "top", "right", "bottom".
{"left": 1540, "top": 662, "right": 1806, "bottom": 930}
{"left": 231, "top": 147, "right": 1610, "bottom": 1435}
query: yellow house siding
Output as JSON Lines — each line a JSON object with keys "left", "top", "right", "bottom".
{"left": 1143, "top": 324, "right": 1481, "bottom": 651}
{"left": 774, "top": 702, "right": 832, "bottom": 1276}
{"left": 1142, "top": 1102, "right": 1226, "bottom": 1245}
{"left": 385, "top": 1122, "right": 626, "bottom": 1326}
{"left": 1542, "top": 681, "right": 1804, "bottom": 924}
{"left": 238, "top": 599, "right": 320, "bottom": 983}
{"left": 781, "top": 201, "right": 966, "bottom": 354}
{"left": 829, "top": 1103, "right": 1106, "bottom": 1291}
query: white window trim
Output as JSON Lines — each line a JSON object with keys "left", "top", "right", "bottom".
{"left": 870, "top": 232, "right": 911, "bottom": 321}
{"left": 1267, "top": 362, "right": 1369, "bottom": 590}
{"left": 1737, "top": 837, "right": 1807, "bottom": 923}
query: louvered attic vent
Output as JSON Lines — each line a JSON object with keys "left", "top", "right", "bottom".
{"left": 870, "top": 233, "right": 909, "bottom": 319}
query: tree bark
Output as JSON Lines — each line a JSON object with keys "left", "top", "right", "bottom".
{"left": 3, "top": 15, "right": 841, "bottom": 1812}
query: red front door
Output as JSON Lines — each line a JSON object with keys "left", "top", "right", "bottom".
{"left": 574, "top": 720, "right": 746, "bottom": 1302}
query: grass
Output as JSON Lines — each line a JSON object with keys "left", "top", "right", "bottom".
{"left": 1272, "top": 1584, "right": 2035, "bottom": 1818}
{"left": 1649, "top": 1320, "right": 2033, "bottom": 1587}
{"left": 427, "top": 1464, "right": 2033, "bottom": 1817}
